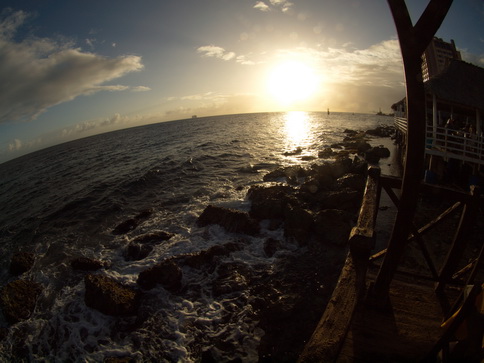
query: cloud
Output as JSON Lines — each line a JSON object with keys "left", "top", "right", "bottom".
{"left": 0, "top": 10, "right": 145, "bottom": 124}
{"left": 459, "top": 49, "right": 484, "bottom": 67}
{"left": 197, "top": 45, "right": 254, "bottom": 65}
{"left": 254, "top": 2, "right": 270, "bottom": 12}
{"left": 254, "top": 0, "right": 293, "bottom": 13}
{"left": 132, "top": 86, "right": 151, "bottom": 92}
{"left": 197, "top": 45, "right": 236, "bottom": 60}
{"left": 8, "top": 139, "right": 22, "bottom": 152}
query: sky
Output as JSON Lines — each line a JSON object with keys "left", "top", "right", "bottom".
{"left": 0, "top": 0, "right": 483, "bottom": 163}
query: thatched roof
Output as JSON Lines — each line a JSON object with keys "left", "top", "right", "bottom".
{"left": 425, "top": 60, "right": 484, "bottom": 110}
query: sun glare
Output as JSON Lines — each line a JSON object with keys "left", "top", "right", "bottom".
{"left": 284, "top": 111, "right": 310, "bottom": 146}
{"left": 267, "top": 61, "right": 319, "bottom": 105}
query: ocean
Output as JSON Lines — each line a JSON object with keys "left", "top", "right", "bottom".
{"left": 0, "top": 111, "right": 397, "bottom": 362}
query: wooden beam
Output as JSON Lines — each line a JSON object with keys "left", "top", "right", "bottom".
{"left": 372, "top": 0, "right": 453, "bottom": 300}
{"left": 435, "top": 186, "right": 481, "bottom": 292}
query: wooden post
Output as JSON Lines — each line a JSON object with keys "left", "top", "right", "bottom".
{"left": 372, "top": 0, "right": 453, "bottom": 300}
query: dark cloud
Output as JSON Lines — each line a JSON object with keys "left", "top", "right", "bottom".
{"left": 0, "top": 10, "right": 144, "bottom": 124}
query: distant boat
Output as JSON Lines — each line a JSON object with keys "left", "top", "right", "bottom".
{"left": 192, "top": 115, "right": 197, "bottom": 119}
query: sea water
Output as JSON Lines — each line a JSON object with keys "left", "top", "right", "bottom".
{"left": 0, "top": 111, "right": 396, "bottom": 361}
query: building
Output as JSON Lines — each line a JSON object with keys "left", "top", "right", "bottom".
{"left": 421, "top": 37, "right": 462, "bottom": 82}
{"left": 392, "top": 59, "right": 484, "bottom": 186}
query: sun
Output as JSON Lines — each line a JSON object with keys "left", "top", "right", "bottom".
{"left": 267, "top": 61, "right": 319, "bottom": 106}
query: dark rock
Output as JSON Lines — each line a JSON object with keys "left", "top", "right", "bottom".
{"left": 317, "top": 189, "right": 361, "bottom": 211}
{"left": 0, "top": 327, "right": 7, "bottom": 340}
{"left": 212, "top": 263, "right": 249, "bottom": 297}
{"left": 283, "top": 147, "right": 303, "bottom": 156}
{"left": 248, "top": 185, "right": 295, "bottom": 220}
{"left": 309, "top": 164, "right": 335, "bottom": 189}
{"left": 124, "top": 243, "right": 153, "bottom": 261}
{"left": 264, "top": 238, "right": 281, "bottom": 257}
{"left": 318, "top": 148, "right": 337, "bottom": 158}
{"left": 135, "top": 208, "right": 154, "bottom": 220}
{"left": 9, "top": 252, "right": 35, "bottom": 275}
{"left": 84, "top": 274, "right": 140, "bottom": 316}
{"left": 314, "top": 209, "right": 353, "bottom": 245}
{"left": 197, "top": 205, "right": 260, "bottom": 236}
{"left": 300, "top": 178, "right": 319, "bottom": 194}
{"left": 112, "top": 219, "right": 139, "bottom": 235}
{"left": 124, "top": 231, "right": 174, "bottom": 261}
{"left": 365, "top": 146, "right": 391, "bottom": 163}
{"left": 335, "top": 173, "right": 367, "bottom": 191}
{"left": 0, "top": 279, "right": 42, "bottom": 324}
{"left": 104, "top": 357, "right": 135, "bottom": 363}
{"left": 342, "top": 140, "right": 372, "bottom": 154}
{"left": 366, "top": 125, "right": 395, "bottom": 137}
{"left": 183, "top": 242, "right": 242, "bottom": 269}
{"left": 111, "top": 210, "right": 155, "bottom": 235}
{"left": 71, "top": 257, "right": 107, "bottom": 271}
{"left": 343, "top": 129, "right": 358, "bottom": 136}
{"left": 330, "top": 157, "right": 354, "bottom": 179}
{"left": 133, "top": 231, "right": 174, "bottom": 244}
{"left": 137, "top": 260, "right": 182, "bottom": 291}
{"left": 263, "top": 166, "right": 307, "bottom": 183}
{"left": 284, "top": 204, "right": 314, "bottom": 245}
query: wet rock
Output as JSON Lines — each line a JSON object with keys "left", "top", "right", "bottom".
{"left": 344, "top": 129, "right": 359, "bottom": 136}
{"left": 212, "top": 263, "right": 250, "bottom": 297}
{"left": 71, "top": 257, "right": 107, "bottom": 271}
{"left": 124, "top": 231, "right": 174, "bottom": 261}
{"left": 112, "top": 219, "right": 139, "bottom": 235}
{"left": 264, "top": 238, "right": 281, "bottom": 257}
{"left": 283, "top": 147, "right": 303, "bottom": 156}
{"left": 124, "top": 243, "right": 153, "bottom": 261}
{"left": 318, "top": 148, "right": 337, "bottom": 158}
{"left": 366, "top": 125, "right": 395, "bottom": 137}
{"left": 301, "top": 155, "right": 317, "bottom": 161}
{"left": 308, "top": 164, "right": 335, "bottom": 189}
{"left": 364, "top": 146, "right": 391, "bottom": 163}
{"left": 197, "top": 205, "right": 260, "bottom": 236}
{"left": 133, "top": 231, "right": 174, "bottom": 244}
{"left": 284, "top": 203, "right": 314, "bottom": 245}
{"left": 314, "top": 209, "right": 353, "bottom": 245}
{"left": 248, "top": 184, "right": 295, "bottom": 220}
{"left": 84, "top": 274, "right": 140, "bottom": 316}
{"left": 111, "top": 209, "right": 155, "bottom": 235}
{"left": 335, "top": 173, "right": 367, "bottom": 191}
{"left": 0, "top": 327, "right": 7, "bottom": 340}
{"left": 104, "top": 357, "right": 135, "bottom": 363}
{"left": 135, "top": 208, "right": 154, "bottom": 220}
{"left": 263, "top": 166, "right": 307, "bottom": 183}
{"left": 310, "top": 158, "right": 354, "bottom": 186}
{"left": 318, "top": 189, "right": 361, "bottom": 212}
{"left": 342, "top": 140, "right": 372, "bottom": 154}
{"left": 9, "top": 252, "right": 35, "bottom": 275}
{"left": 137, "top": 260, "right": 182, "bottom": 291}
{"left": 183, "top": 242, "right": 242, "bottom": 269}
{"left": 0, "top": 279, "right": 42, "bottom": 324}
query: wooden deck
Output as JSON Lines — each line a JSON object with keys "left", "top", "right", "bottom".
{"left": 337, "top": 268, "right": 458, "bottom": 362}
{"left": 299, "top": 168, "right": 482, "bottom": 363}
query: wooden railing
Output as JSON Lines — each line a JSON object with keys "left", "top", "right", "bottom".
{"left": 394, "top": 117, "right": 484, "bottom": 165}
{"left": 298, "top": 166, "right": 381, "bottom": 362}
{"left": 299, "top": 166, "right": 482, "bottom": 362}
{"left": 394, "top": 116, "right": 408, "bottom": 134}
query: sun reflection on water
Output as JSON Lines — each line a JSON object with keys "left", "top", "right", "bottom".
{"left": 283, "top": 111, "right": 311, "bottom": 148}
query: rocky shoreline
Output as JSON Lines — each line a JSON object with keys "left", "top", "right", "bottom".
{"left": 1, "top": 125, "right": 395, "bottom": 361}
